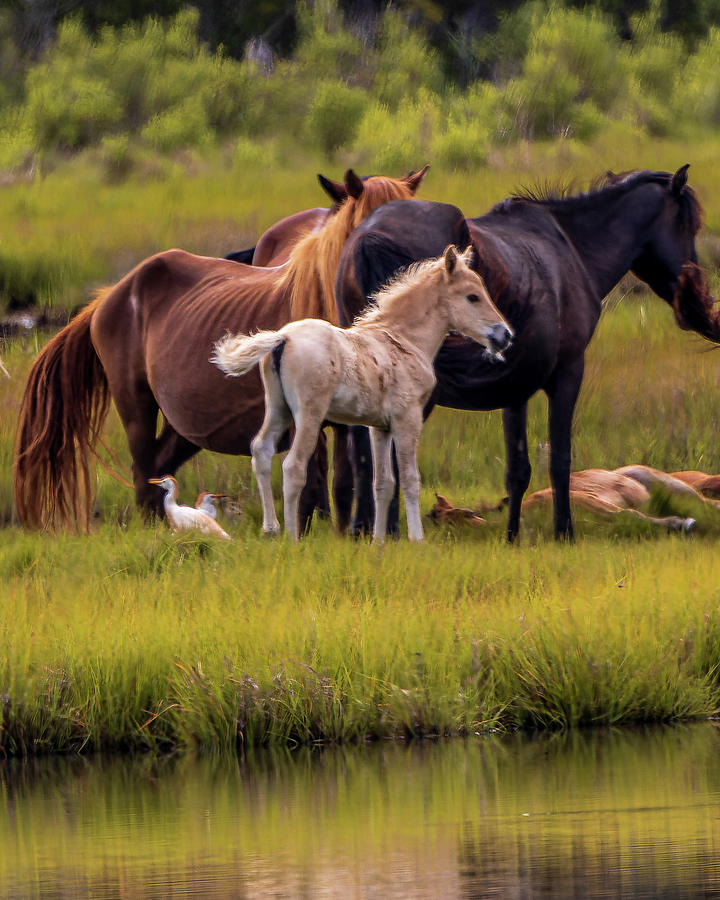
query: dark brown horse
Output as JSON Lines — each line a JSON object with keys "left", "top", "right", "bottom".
{"left": 14, "top": 167, "right": 429, "bottom": 531}
{"left": 335, "top": 166, "right": 707, "bottom": 540}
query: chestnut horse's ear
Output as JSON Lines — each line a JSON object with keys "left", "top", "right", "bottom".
{"left": 318, "top": 174, "right": 348, "bottom": 205}
{"left": 344, "top": 169, "right": 365, "bottom": 199}
{"left": 671, "top": 164, "right": 690, "bottom": 196}
{"left": 443, "top": 244, "right": 458, "bottom": 274}
{"left": 405, "top": 164, "right": 430, "bottom": 194}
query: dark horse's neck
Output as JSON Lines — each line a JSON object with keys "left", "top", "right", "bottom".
{"left": 509, "top": 172, "right": 693, "bottom": 303}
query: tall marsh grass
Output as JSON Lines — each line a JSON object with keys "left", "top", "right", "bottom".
{"left": 2, "top": 524, "right": 720, "bottom": 756}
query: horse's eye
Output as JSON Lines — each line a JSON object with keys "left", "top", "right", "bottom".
{"left": 466, "top": 293, "right": 480, "bottom": 303}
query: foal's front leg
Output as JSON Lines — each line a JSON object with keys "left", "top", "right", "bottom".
{"left": 391, "top": 407, "right": 424, "bottom": 542}
{"left": 369, "top": 427, "right": 394, "bottom": 543}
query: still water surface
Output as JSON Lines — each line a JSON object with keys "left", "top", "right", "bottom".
{"left": 3, "top": 724, "right": 720, "bottom": 898}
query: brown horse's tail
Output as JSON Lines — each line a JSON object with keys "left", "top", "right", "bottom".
{"left": 14, "top": 294, "right": 111, "bottom": 531}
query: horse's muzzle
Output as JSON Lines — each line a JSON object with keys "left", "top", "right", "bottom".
{"left": 487, "top": 322, "right": 513, "bottom": 360}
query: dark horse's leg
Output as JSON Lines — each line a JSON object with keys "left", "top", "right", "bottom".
{"left": 503, "top": 403, "right": 532, "bottom": 542}
{"left": 349, "top": 424, "right": 375, "bottom": 535}
{"left": 545, "top": 357, "right": 584, "bottom": 540}
{"left": 299, "top": 434, "right": 330, "bottom": 533}
{"left": 332, "top": 424, "right": 354, "bottom": 533}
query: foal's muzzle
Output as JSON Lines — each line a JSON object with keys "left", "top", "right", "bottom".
{"left": 486, "top": 322, "right": 513, "bottom": 361}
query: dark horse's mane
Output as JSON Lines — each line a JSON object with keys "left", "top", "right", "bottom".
{"left": 508, "top": 170, "right": 704, "bottom": 236}
{"left": 510, "top": 170, "right": 719, "bottom": 342}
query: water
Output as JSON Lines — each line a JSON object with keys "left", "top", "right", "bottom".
{"left": 3, "top": 724, "right": 720, "bottom": 898}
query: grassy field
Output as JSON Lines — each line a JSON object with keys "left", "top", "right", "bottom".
{"left": 2, "top": 142, "right": 720, "bottom": 755}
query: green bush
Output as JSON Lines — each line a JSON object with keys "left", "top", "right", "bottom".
{"left": 679, "top": 27, "right": 720, "bottom": 126}
{"left": 0, "top": 107, "right": 34, "bottom": 172}
{"left": 355, "top": 91, "right": 441, "bottom": 173}
{"left": 374, "top": 11, "right": 445, "bottom": 110}
{"left": 141, "top": 96, "right": 211, "bottom": 153}
{"left": 294, "top": 0, "right": 366, "bottom": 82}
{"left": 306, "top": 80, "right": 367, "bottom": 156}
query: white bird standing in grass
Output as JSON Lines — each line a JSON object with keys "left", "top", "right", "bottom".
{"left": 195, "top": 491, "right": 227, "bottom": 520}
{"left": 148, "top": 476, "right": 231, "bottom": 540}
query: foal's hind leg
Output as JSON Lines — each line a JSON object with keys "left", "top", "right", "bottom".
{"left": 252, "top": 359, "right": 293, "bottom": 535}
{"left": 282, "top": 412, "right": 326, "bottom": 541}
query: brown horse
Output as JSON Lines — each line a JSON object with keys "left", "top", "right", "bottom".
{"left": 14, "top": 167, "right": 428, "bottom": 531}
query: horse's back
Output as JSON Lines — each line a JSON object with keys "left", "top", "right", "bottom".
{"left": 253, "top": 207, "right": 329, "bottom": 266}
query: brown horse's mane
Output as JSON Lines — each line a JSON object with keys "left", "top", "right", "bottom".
{"left": 281, "top": 176, "right": 418, "bottom": 324}
{"left": 510, "top": 169, "right": 704, "bottom": 236}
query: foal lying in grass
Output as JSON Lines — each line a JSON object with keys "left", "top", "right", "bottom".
{"left": 212, "top": 245, "right": 512, "bottom": 541}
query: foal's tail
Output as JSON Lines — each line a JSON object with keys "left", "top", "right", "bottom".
{"left": 14, "top": 294, "right": 111, "bottom": 531}
{"left": 211, "top": 330, "right": 286, "bottom": 377}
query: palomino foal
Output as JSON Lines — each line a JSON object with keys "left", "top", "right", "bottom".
{"left": 212, "top": 245, "right": 512, "bottom": 542}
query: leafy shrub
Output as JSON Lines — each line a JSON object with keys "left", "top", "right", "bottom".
{"left": 233, "top": 136, "right": 277, "bottom": 168}
{"left": 99, "top": 133, "right": 133, "bottom": 179}
{"left": 374, "top": 11, "right": 445, "bottom": 110}
{"left": 306, "top": 80, "right": 367, "bottom": 156}
{"left": 294, "top": 0, "right": 366, "bottom": 82}
{"left": 355, "top": 90, "right": 440, "bottom": 172}
{"left": 0, "top": 107, "right": 34, "bottom": 171}
{"left": 498, "top": 7, "right": 624, "bottom": 140}
{"left": 679, "top": 27, "right": 720, "bottom": 126}
{"left": 141, "top": 96, "right": 211, "bottom": 153}
{"left": 24, "top": 18, "right": 123, "bottom": 150}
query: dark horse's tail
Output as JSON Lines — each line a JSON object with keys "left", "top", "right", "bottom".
{"left": 14, "top": 294, "right": 111, "bottom": 531}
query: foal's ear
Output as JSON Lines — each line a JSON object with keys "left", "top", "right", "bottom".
{"left": 461, "top": 244, "right": 476, "bottom": 268}
{"left": 443, "top": 244, "right": 458, "bottom": 275}
{"left": 344, "top": 169, "right": 365, "bottom": 199}
{"left": 404, "top": 164, "right": 430, "bottom": 194}
{"left": 318, "top": 173, "right": 348, "bottom": 205}
{"left": 671, "top": 164, "right": 690, "bottom": 196}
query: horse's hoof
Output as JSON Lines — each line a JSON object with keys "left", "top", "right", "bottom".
{"left": 683, "top": 517, "right": 697, "bottom": 533}
{"left": 349, "top": 520, "right": 372, "bottom": 538}
{"left": 262, "top": 527, "right": 280, "bottom": 538}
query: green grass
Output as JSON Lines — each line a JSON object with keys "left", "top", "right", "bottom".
{"left": 1, "top": 522, "right": 720, "bottom": 756}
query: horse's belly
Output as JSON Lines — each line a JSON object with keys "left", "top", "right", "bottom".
{"left": 326, "top": 386, "right": 389, "bottom": 428}
{"left": 151, "top": 362, "right": 265, "bottom": 455}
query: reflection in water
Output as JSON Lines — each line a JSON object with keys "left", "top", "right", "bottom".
{"left": 2, "top": 724, "right": 720, "bottom": 897}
